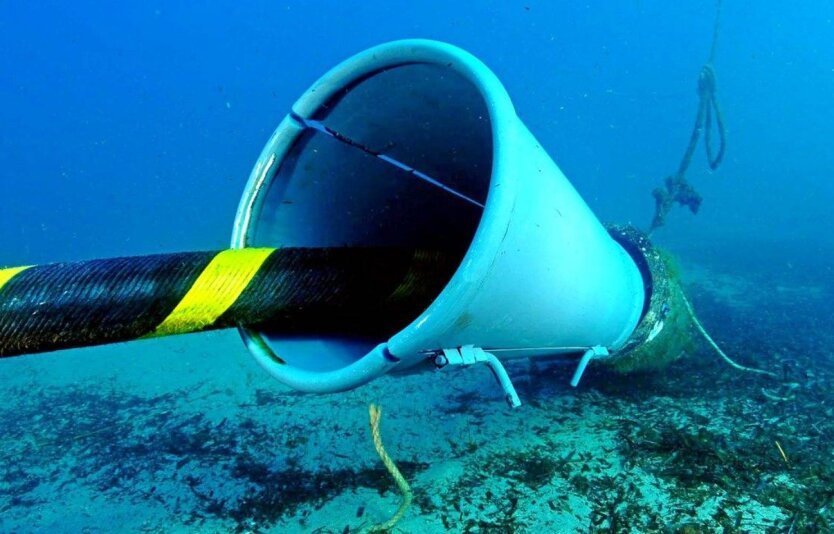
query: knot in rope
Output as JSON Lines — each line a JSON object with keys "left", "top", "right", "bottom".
{"left": 697, "top": 63, "right": 717, "bottom": 96}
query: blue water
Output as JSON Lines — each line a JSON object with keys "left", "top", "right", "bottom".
{"left": 2, "top": 1, "right": 834, "bottom": 532}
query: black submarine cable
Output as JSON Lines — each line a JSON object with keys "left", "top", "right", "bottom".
{"left": 0, "top": 247, "right": 456, "bottom": 358}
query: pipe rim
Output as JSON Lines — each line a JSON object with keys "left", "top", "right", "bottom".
{"left": 231, "top": 39, "right": 520, "bottom": 387}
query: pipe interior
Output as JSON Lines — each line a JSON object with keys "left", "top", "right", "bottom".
{"left": 248, "top": 63, "right": 494, "bottom": 371}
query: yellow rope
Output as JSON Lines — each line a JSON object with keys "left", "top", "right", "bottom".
{"left": 364, "top": 404, "right": 412, "bottom": 533}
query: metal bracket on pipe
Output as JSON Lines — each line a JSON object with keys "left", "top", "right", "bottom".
{"left": 434, "top": 345, "right": 522, "bottom": 408}
{"left": 570, "top": 345, "right": 610, "bottom": 388}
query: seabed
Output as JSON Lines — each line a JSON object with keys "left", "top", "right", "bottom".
{"left": 1, "top": 240, "right": 832, "bottom": 533}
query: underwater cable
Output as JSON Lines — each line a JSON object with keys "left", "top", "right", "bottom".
{"left": 0, "top": 247, "right": 457, "bottom": 357}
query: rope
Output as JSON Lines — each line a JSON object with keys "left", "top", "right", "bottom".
{"left": 678, "top": 287, "right": 778, "bottom": 378}
{"left": 365, "top": 404, "right": 412, "bottom": 533}
{"left": 0, "top": 247, "right": 457, "bottom": 357}
{"left": 708, "top": 0, "right": 723, "bottom": 63}
{"left": 649, "top": 0, "right": 727, "bottom": 233}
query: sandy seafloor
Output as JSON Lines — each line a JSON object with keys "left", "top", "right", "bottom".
{"left": 2, "top": 238, "right": 833, "bottom": 533}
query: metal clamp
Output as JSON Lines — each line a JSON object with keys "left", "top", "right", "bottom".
{"left": 434, "top": 345, "right": 522, "bottom": 408}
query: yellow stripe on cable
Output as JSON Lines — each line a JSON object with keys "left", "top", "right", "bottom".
{"left": 0, "top": 266, "right": 30, "bottom": 291}
{"left": 147, "top": 248, "right": 275, "bottom": 337}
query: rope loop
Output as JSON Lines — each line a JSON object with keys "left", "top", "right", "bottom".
{"left": 698, "top": 64, "right": 726, "bottom": 170}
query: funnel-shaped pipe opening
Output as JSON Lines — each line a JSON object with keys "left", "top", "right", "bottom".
{"left": 233, "top": 40, "right": 645, "bottom": 393}
{"left": 233, "top": 44, "right": 501, "bottom": 389}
